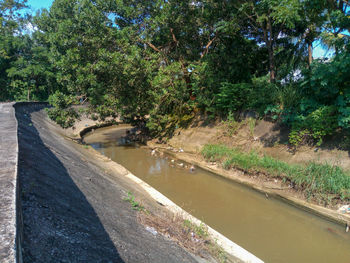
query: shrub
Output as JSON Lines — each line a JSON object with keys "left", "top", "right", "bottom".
{"left": 215, "top": 82, "right": 252, "bottom": 113}
{"left": 47, "top": 91, "right": 79, "bottom": 128}
{"left": 47, "top": 107, "right": 79, "bottom": 129}
{"left": 289, "top": 105, "right": 338, "bottom": 147}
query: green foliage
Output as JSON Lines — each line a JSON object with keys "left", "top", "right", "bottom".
{"left": 273, "top": 49, "right": 350, "bottom": 148}
{"left": 293, "top": 162, "right": 350, "bottom": 200}
{"left": 147, "top": 109, "right": 195, "bottom": 138}
{"left": 247, "top": 76, "right": 279, "bottom": 114}
{"left": 202, "top": 144, "right": 350, "bottom": 203}
{"left": 286, "top": 114, "right": 340, "bottom": 148}
{"left": 146, "top": 62, "right": 195, "bottom": 137}
{"left": 183, "top": 220, "right": 209, "bottom": 239}
{"left": 216, "top": 82, "right": 251, "bottom": 113}
{"left": 0, "top": 0, "right": 349, "bottom": 151}
{"left": 46, "top": 107, "right": 79, "bottom": 129}
{"left": 6, "top": 34, "right": 59, "bottom": 101}
{"left": 305, "top": 50, "right": 350, "bottom": 129}
{"left": 289, "top": 106, "right": 338, "bottom": 147}
{"left": 48, "top": 91, "right": 76, "bottom": 109}
{"left": 222, "top": 112, "right": 243, "bottom": 136}
{"left": 247, "top": 118, "right": 256, "bottom": 138}
{"left": 90, "top": 95, "right": 119, "bottom": 121}
{"left": 47, "top": 91, "right": 79, "bottom": 128}
{"left": 123, "top": 191, "right": 144, "bottom": 211}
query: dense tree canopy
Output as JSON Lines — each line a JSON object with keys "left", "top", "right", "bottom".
{"left": 1, "top": 0, "right": 350, "bottom": 146}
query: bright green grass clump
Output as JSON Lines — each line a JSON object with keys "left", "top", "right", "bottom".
{"left": 202, "top": 144, "right": 350, "bottom": 202}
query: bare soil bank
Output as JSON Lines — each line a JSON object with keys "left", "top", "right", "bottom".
{"left": 147, "top": 117, "right": 350, "bottom": 227}
{"left": 16, "top": 104, "right": 210, "bottom": 263}
{"left": 163, "top": 117, "right": 350, "bottom": 170}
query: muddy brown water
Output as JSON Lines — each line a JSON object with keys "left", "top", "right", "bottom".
{"left": 84, "top": 126, "right": 350, "bottom": 263}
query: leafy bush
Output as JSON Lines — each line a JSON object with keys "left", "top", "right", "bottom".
{"left": 247, "top": 75, "right": 279, "bottom": 114}
{"left": 48, "top": 91, "right": 76, "bottom": 109}
{"left": 47, "top": 107, "right": 79, "bottom": 129}
{"left": 147, "top": 110, "right": 195, "bottom": 137}
{"left": 47, "top": 91, "right": 79, "bottom": 128}
{"left": 289, "top": 105, "right": 338, "bottom": 147}
{"left": 215, "top": 82, "right": 251, "bottom": 113}
{"left": 146, "top": 62, "right": 195, "bottom": 137}
{"left": 89, "top": 95, "right": 119, "bottom": 121}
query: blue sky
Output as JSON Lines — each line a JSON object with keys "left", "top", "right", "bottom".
{"left": 313, "top": 40, "right": 332, "bottom": 58}
{"left": 27, "top": 0, "right": 53, "bottom": 13}
{"left": 26, "top": 0, "right": 328, "bottom": 58}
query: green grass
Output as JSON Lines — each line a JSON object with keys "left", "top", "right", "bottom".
{"left": 202, "top": 144, "right": 350, "bottom": 203}
{"left": 183, "top": 220, "right": 209, "bottom": 239}
{"left": 247, "top": 117, "right": 256, "bottom": 137}
{"left": 123, "top": 191, "right": 145, "bottom": 211}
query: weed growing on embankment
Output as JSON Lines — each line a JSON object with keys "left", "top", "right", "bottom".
{"left": 124, "top": 190, "right": 228, "bottom": 262}
{"left": 139, "top": 212, "right": 228, "bottom": 263}
{"left": 202, "top": 144, "right": 350, "bottom": 205}
{"left": 123, "top": 191, "right": 145, "bottom": 211}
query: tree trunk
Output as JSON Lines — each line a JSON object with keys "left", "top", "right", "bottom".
{"left": 266, "top": 18, "right": 276, "bottom": 83}
{"left": 268, "top": 46, "right": 276, "bottom": 83}
{"left": 308, "top": 41, "right": 313, "bottom": 66}
{"left": 180, "top": 60, "right": 194, "bottom": 98}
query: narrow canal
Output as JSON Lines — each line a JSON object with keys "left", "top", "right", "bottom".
{"left": 84, "top": 126, "right": 350, "bottom": 263}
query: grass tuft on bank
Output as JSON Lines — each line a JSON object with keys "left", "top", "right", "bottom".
{"left": 202, "top": 144, "right": 350, "bottom": 204}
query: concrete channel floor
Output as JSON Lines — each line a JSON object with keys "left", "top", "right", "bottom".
{"left": 15, "top": 104, "right": 204, "bottom": 263}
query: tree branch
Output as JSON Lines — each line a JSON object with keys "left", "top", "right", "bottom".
{"left": 170, "top": 28, "right": 178, "bottom": 44}
{"left": 147, "top": 42, "right": 161, "bottom": 52}
{"left": 200, "top": 35, "right": 217, "bottom": 58}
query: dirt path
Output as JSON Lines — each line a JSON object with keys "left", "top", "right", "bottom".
{"left": 16, "top": 104, "right": 204, "bottom": 263}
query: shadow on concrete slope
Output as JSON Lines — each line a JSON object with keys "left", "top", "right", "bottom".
{"left": 16, "top": 104, "right": 124, "bottom": 263}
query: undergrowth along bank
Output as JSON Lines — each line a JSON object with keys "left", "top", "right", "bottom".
{"left": 201, "top": 144, "right": 350, "bottom": 204}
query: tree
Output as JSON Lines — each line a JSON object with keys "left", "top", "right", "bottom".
{"left": 0, "top": 0, "right": 28, "bottom": 100}
{"left": 6, "top": 31, "right": 58, "bottom": 101}
{"left": 234, "top": 0, "right": 302, "bottom": 82}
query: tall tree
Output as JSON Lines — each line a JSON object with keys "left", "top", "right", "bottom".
{"left": 0, "top": 0, "right": 28, "bottom": 100}
{"left": 235, "top": 0, "right": 302, "bottom": 82}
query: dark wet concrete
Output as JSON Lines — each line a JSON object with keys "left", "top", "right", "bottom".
{"left": 16, "top": 104, "right": 201, "bottom": 263}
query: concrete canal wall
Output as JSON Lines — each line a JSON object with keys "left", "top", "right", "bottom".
{"left": 0, "top": 102, "right": 263, "bottom": 263}
{"left": 0, "top": 103, "right": 21, "bottom": 263}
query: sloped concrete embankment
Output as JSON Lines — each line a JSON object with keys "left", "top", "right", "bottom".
{"left": 0, "top": 102, "right": 263, "bottom": 263}
{"left": 0, "top": 102, "right": 48, "bottom": 263}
